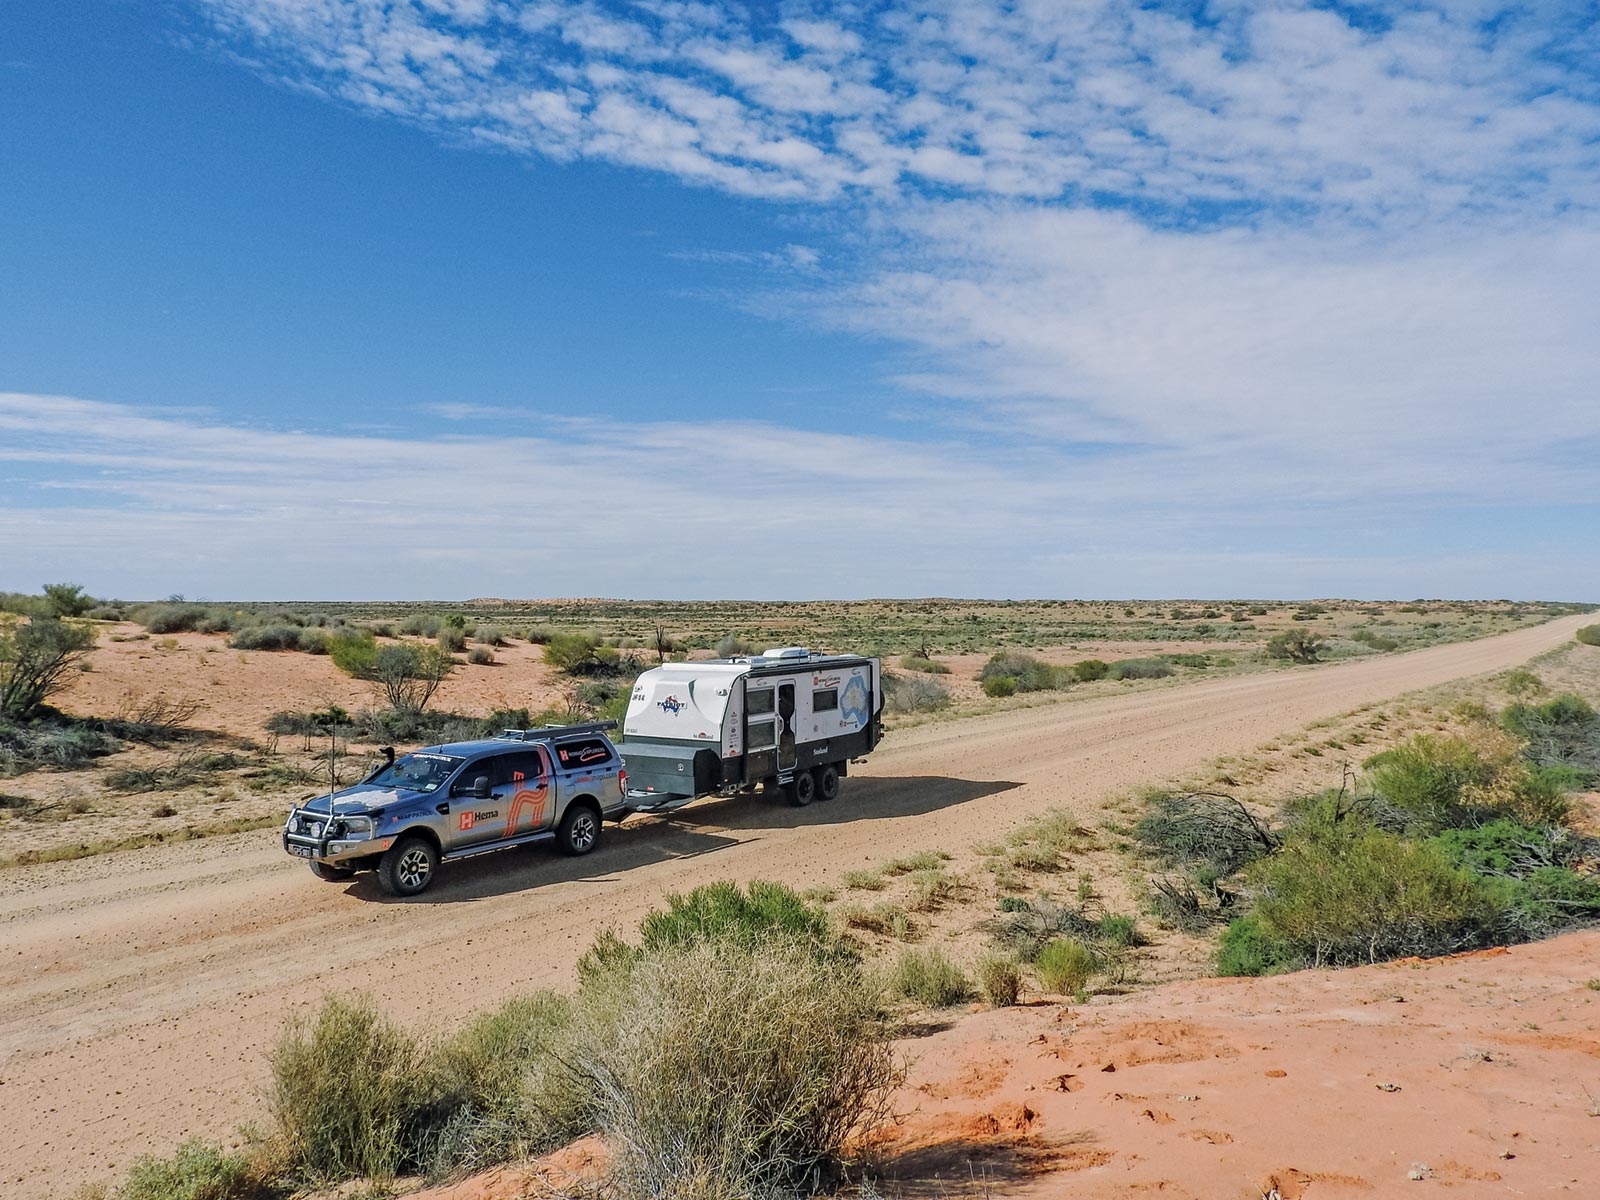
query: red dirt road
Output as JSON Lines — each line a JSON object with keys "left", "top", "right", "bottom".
{"left": 0, "top": 614, "right": 1589, "bottom": 1197}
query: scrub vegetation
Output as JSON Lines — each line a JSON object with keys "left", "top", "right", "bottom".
{"left": 85, "top": 881, "right": 900, "bottom": 1200}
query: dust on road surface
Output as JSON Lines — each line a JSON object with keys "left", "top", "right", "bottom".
{"left": 1, "top": 614, "right": 1589, "bottom": 1196}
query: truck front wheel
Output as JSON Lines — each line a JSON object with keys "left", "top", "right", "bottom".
{"left": 308, "top": 860, "right": 355, "bottom": 882}
{"left": 378, "top": 836, "right": 438, "bottom": 896}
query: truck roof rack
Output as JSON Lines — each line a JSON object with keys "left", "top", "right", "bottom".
{"left": 494, "top": 720, "right": 618, "bottom": 742}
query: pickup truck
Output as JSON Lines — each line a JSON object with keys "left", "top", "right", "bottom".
{"left": 281, "top": 721, "right": 627, "bottom": 896}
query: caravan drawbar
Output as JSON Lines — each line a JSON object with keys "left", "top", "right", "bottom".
{"left": 618, "top": 647, "right": 882, "bottom": 810}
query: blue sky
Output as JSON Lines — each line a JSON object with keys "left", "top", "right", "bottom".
{"left": 2, "top": 0, "right": 1598, "bottom": 601}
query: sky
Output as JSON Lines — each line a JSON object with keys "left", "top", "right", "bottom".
{"left": 2, "top": 0, "right": 1598, "bottom": 602}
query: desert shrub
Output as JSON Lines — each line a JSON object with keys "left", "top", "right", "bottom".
{"left": 542, "top": 633, "right": 619, "bottom": 675}
{"left": 1035, "top": 938, "right": 1096, "bottom": 994}
{"left": 331, "top": 634, "right": 455, "bottom": 714}
{"left": 86, "top": 605, "right": 126, "bottom": 621}
{"left": 882, "top": 673, "right": 950, "bottom": 714}
{"left": 398, "top": 614, "right": 442, "bottom": 638}
{"left": 1429, "top": 819, "right": 1590, "bottom": 876}
{"left": 467, "top": 646, "right": 495, "bottom": 666}
{"left": 635, "top": 880, "right": 851, "bottom": 965}
{"left": 1503, "top": 693, "right": 1600, "bottom": 780}
{"left": 0, "top": 615, "right": 97, "bottom": 719}
{"left": 1135, "top": 790, "right": 1277, "bottom": 879}
{"left": 297, "top": 628, "right": 330, "bottom": 654}
{"left": 1096, "top": 913, "right": 1141, "bottom": 947}
{"left": 472, "top": 624, "right": 506, "bottom": 646}
{"left": 982, "top": 675, "right": 1017, "bottom": 698}
{"left": 1070, "top": 658, "right": 1109, "bottom": 682}
{"left": 714, "top": 634, "right": 755, "bottom": 657}
{"left": 1368, "top": 732, "right": 1512, "bottom": 832}
{"left": 993, "top": 897, "right": 1099, "bottom": 960}
{"left": 1240, "top": 820, "right": 1508, "bottom": 967}
{"left": 979, "top": 652, "right": 1063, "bottom": 692}
{"left": 270, "top": 995, "right": 439, "bottom": 1182}
{"left": 138, "top": 604, "right": 207, "bottom": 634}
{"left": 1352, "top": 629, "right": 1401, "bottom": 651}
{"left": 229, "top": 624, "right": 303, "bottom": 651}
{"left": 1216, "top": 915, "right": 1297, "bottom": 977}
{"left": 841, "top": 869, "right": 886, "bottom": 891}
{"left": 1110, "top": 658, "right": 1172, "bottom": 680}
{"left": 1265, "top": 630, "right": 1325, "bottom": 663}
{"left": 42, "top": 583, "right": 94, "bottom": 618}
{"left": 886, "top": 946, "right": 970, "bottom": 1007}
{"left": 115, "top": 1139, "right": 265, "bottom": 1200}
{"left": 898, "top": 654, "right": 950, "bottom": 674}
{"left": 975, "top": 953, "right": 1023, "bottom": 1006}
{"left": 881, "top": 850, "right": 948, "bottom": 875}
{"left": 428, "top": 992, "right": 587, "bottom": 1176}
{"left": 0, "top": 717, "right": 118, "bottom": 774}
{"left": 575, "top": 939, "right": 899, "bottom": 1200}
{"left": 1575, "top": 624, "right": 1600, "bottom": 647}
{"left": 437, "top": 627, "right": 467, "bottom": 653}
{"left": 906, "top": 867, "right": 956, "bottom": 911}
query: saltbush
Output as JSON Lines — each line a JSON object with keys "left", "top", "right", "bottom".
{"left": 1110, "top": 658, "right": 1173, "bottom": 680}
{"left": 229, "top": 624, "right": 303, "bottom": 651}
{"left": 883, "top": 673, "right": 951, "bottom": 713}
{"left": 979, "top": 652, "right": 1063, "bottom": 692}
{"left": 981, "top": 675, "right": 1017, "bottom": 698}
{"left": 1575, "top": 624, "right": 1600, "bottom": 647}
{"left": 886, "top": 946, "right": 970, "bottom": 1007}
{"left": 1070, "top": 659, "right": 1109, "bottom": 682}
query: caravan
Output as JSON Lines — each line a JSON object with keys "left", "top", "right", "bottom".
{"left": 618, "top": 648, "right": 882, "bottom": 810}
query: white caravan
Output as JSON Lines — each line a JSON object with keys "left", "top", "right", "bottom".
{"left": 618, "top": 648, "right": 882, "bottom": 809}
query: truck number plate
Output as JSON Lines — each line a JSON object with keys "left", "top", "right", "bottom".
{"left": 289, "top": 844, "right": 315, "bottom": 858}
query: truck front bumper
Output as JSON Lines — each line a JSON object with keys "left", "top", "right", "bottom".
{"left": 282, "top": 809, "right": 389, "bottom": 864}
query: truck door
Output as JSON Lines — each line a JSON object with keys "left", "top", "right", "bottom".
{"left": 777, "top": 682, "right": 798, "bottom": 774}
{"left": 744, "top": 684, "right": 777, "bottom": 784}
{"left": 495, "top": 750, "right": 551, "bottom": 841}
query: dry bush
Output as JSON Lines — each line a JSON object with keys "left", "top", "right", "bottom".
{"left": 975, "top": 953, "right": 1022, "bottom": 1007}
{"left": 885, "top": 946, "right": 970, "bottom": 1008}
{"left": 575, "top": 939, "right": 901, "bottom": 1200}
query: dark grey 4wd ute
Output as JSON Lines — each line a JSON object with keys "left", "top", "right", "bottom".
{"left": 282, "top": 721, "right": 628, "bottom": 896}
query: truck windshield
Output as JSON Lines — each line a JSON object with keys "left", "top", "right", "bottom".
{"left": 366, "top": 753, "right": 463, "bottom": 794}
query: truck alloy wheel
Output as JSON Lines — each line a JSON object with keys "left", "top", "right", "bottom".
{"left": 787, "top": 772, "right": 816, "bottom": 807}
{"left": 558, "top": 804, "right": 601, "bottom": 855}
{"left": 379, "top": 836, "right": 438, "bottom": 896}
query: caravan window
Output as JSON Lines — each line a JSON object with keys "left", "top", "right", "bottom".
{"left": 746, "top": 688, "right": 775, "bottom": 716}
{"left": 747, "top": 722, "right": 776, "bottom": 750}
{"left": 812, "top": 688, "right": 839, "bottom": 712}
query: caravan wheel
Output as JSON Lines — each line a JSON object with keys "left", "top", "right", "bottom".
{"left": 787, "top": 772, "right": 816, "bottom": 807}
{"left": 814, "top": 764, "right": 841, "bottom": 802}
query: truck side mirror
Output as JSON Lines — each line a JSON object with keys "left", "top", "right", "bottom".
{"left": 471, "top": 775, "right": 492, "bottom": 800}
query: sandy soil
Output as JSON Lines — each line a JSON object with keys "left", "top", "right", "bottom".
{"left": 0, "top": 614, "right": 1589, "bottom": 1198}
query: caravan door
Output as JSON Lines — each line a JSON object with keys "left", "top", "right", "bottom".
{"left": 777, "top": 683, "right": 798, "bottom": 773}
{"left": 743, "top": 683, "right": 777, "bottom": 784}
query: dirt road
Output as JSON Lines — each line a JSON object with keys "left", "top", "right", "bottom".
{"left": 1, "top": 614, "right": 1588, "bottom": 1196}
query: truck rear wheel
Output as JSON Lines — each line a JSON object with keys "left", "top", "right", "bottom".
{"left": 308, "top": 860, "right": 355, "bottom": 882}
{"left": 814, "top": 764, "right": 841, "bottom": 802}
{"left": 787, "top": 772, "right": 816, "bottom": 807}
{"left": 557, "top": 802, "right": 602, "bottom": 856}
{"left": 378, "top": 836, "right": 438, "bottom": 897}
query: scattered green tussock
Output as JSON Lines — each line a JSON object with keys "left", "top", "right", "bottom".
{"left": 114, "top": 1139, "right": 268, "bottom": 1200}
{"left": 880, "top": 850, "right": 949, "bottom": 875}
{"left": 840, "top": 869, "right": 887, "bottom": 891}
{"left": 1575, "top": 624, "right": 1600, "bottom": 647}
{"left": 886, "top": 947, "right": 971, "bottom": 1007}
{"left": 979, "top": 652, "right": 1065, "bottom": 693}
{"left": 635, "top": 880, "right": 851, "bottom": 964}
{"left": 975, "top": 953, "right": 1023, "bottom": 1007}
{"left": 897, "top": 655, "right": 950, "bottom": 674}
{"left": 905, "top": 867, "right": 956, "bottom": 911}
{"left": 1109, "top": 658, "right": 1173, "bottom": 680}
{"left": 1070, "top": 659, "right": 1109, "bottom": 682}
{"left": 1035, "top": 938, "right": 1096, "bottom": 995}
{"left": 981, "top": 675, "right": 1017, "bottom": 698}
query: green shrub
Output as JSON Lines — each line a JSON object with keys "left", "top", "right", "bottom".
{"left": 1110, "top": 658, "right": 1173, "bottom": 680}
{"left": 1096, "top": 913, "right": 1141, "bottom": 948}
{"left": 437, "top": 627, "right": 467, "bottom": 653}
{"left": 713, "top": 633, "right": 754, "bottom": 657}
{"left": 42, "top": 583, "right": 94, "bottom": 618}
{"left": 841, "top": 869, "right": 886, "bottom": 891}
{"left": 974, "top": 953, "right": 1022, "bottom": 1007}
{"left": 636, "top": 880, "right": 850, "bottom": 964}
{"left": 881, "top": 850, "right": 948, "bottom": 875}
{"left": 115, "top": 1139, "right": 264, "bottom": 1200}
{"left": 473, "top": 624, "right": 506, "bottom": 646}
{"left": 1216, "top": 915, "right": 1296, "bottom": 977}
{"left": 297, "top": 628, "right": 330, "bottom": 654}
{"left": 906, "top": 867, "right": 956, "bottom": 911}
{"left": 1368, "top": 732, "right": 1505, "bottom": 831}
{"left": 398, "top": 614, "right": 442, "bottom": 638}
{"left": 576, "top": 939, "right": 899, "bottom": 1200}
{"left": 886, "top": 946, "right": 970, "bottom": 1007}
{"left": 1135, "top": 790, "right": 1277, "bottom": 877}
{"left": 1242, "top": 820, "right": 1508, "bottom": 967}
{"left": 1575, "top": 624, "right": 1600, "bottom": 647}
{"left": 467, "top": 646, "right": 495, "bottom": 666}
{"left": 139, "top": 604, "right": 206, "bottom": 634}
{"left": 542, "top": 633, "right": 618, "bottom": 675}
{"left": 1266, "top": 629, "right": 1325, "bottom": 662}
{"left": 0, "top": 615, "right": 97, "bottom": 719}
{"left": 898, "top": 654, "right": 950, "bottom": 674}
{"left": 882, "top": 673, "right": 951, "bottom": 713}
{"left": 982, "top": 675, "right": 1017, "bottom": 698}
{"left": 0, "top": 715, "right": 118, "bottom": 774}
{"left": 1035, "top": 938, "right": 1096, "bottom": 994}
{"left": 979, "top": 652, "right": 1062, "bottom": 692}
{"left": 1070, "top": 658, "right": 1109, "bottom": 682}
{"left": 229, "top": 624, "right": 303, "bottom": 651}
{"left": 269, "top": 995, "right": 439, "bottom": 1182}
{"left": 331, "top": 636, "right": 455, "bottom": 714}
